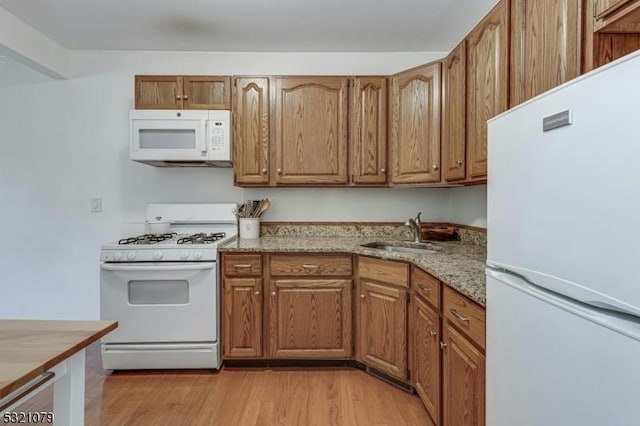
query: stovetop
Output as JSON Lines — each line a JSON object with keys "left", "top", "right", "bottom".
{"left": 117, "top": 232, "right": 228, "bottom": 246}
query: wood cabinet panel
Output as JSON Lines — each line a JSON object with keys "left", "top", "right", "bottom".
{"left": 411, "top": 266, "right": 441, "bottom": 309}
{"left": 358, "top": 256, "right": 409, "bottom": 287}
{"left": 442, "top": 324, "right": 485, "bottom": 426}
{"left": 223, "top": 278, "right": 263, "bottom": 358}
{"left": 466, "top": 0, "right": 509, "bottom": 181}
{"left": 135, "top": 76, "right": 183, "bottom": 109}
{"left": 270, "top": 254, "right": 352, "bottom": 277}
{"left": 233, "top": 77, "right": 270, "bottom": 185}
{"left": 350, "top": 77, "right": 388, "bottom": 185}
{"left": 390, "top": 63, "right": 442, "bottom": 184}
{"left": 413, "top": 295, "right": 441, "bottom": 425}
{"left": 595, "top": 0, "right": 640, "bottom": 32}
{"left": 442, "top": 41, "right": 467, "bottom": 182}
{"left": 274, "top": 77, "right": 349, "bottom": 185}
{"left": 358, "top": 280, "right": 407, "bottom": 380}
{"left": 223, "top": 254, "right": 263, "bottom": 277}
{"left": 510, "top": 0, "right": 581, "bottom": 106}
{"left": 268, "top": 279, "right": 352, "bottom": 358}
{"left": 183, "top": 76, "right": 231, "bottom": 110}
{"left": 443, "top": 287, "right": 486, "bottom": 350}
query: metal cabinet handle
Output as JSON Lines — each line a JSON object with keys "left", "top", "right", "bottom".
{"left": 176, "top": 95, "right": 182, "bottom": 100}
{"left": 302, "top": 264, "right": 319, "bottom": 269}
{"left": 380, "top": 168, "right": 386, "bottom": 173}
{"left": 360, "top": 294, "right": 366, "bottom": 299}
{"left": 276, "top": 168, "right": 282, "bottom": 174}
{"left": 457, "top": 160, "right": 463, "bottom": 166}
{"left": 271, "top": 291, "right": 276, "bottom": 297}
{"left": 432, "top": 164, "right": 439, "bottom": 171}
{"left": 418, "top": 284, "right": 431, "bottom": 292}
{"left": 450, "top": 309, "right": 470, "bottom": 322}
{"left": 254, "top": 290, "right": 261, "bottom": 296}
{"left": 429, "top": 330, "right": 437, "bottom": 337}
{"left": 261, "top": 168, "right": 268, "bottom": 174}
{"left": 233, "top": 264, "right": 251, "bottom": 268}
{"left": 183, "top": 95, "right": 189, "bottom": 100}
{"left": 440, "top": 341, "right": 447, "bottom": 349}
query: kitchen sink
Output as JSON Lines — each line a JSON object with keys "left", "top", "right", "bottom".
{"left": 360, "top": 242, "right": 438, "bottom": 255}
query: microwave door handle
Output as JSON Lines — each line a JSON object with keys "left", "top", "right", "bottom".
{"left": 200, "top": 121, "right": 208, "bottom": 153}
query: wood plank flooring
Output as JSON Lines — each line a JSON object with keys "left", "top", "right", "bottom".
{"left": 15, "top": 342, "right": 433, "bottom": 425}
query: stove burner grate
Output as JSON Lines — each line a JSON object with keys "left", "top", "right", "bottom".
{"left": 118, "top": 233, "right": 176, "bottom": 245}
{"left": 177, "top": 232, "right": 227, "bottom": 245}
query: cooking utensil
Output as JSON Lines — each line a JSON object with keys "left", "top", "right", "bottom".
{"left": 255, "top": 198, "right": 271, "bottom": 218}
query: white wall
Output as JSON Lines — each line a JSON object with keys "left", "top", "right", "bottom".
{"left": 0, "top": 50, "right": 463, "bottom": 320}
{"left": 448, "top": 186, "right": 487, "bottom": 227}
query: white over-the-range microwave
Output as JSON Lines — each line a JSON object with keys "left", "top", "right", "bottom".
{"left": 130, "top": 110, "right": 232, "bottom": 167}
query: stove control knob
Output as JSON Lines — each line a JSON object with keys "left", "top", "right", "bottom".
{"left": 126, "top": 252, "right": 136, "bottom": 261}
{"left": 194, "top": 251, "right": 203, "bottom": 260}
{"left": 153, "top": 251, "right": 163, "bottom": 260}
{"left": 180, "top": 251, "right": 190, "bottom": 260}
{"left": 114, "top": 252, "right": 123, "bottom": 261}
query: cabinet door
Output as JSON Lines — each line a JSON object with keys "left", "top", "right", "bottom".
{"left": 135, "top": 76, "right": 183, "bottom": 109}
{"left": 413, "top": 295, "right": 441, "bottom": 424}
{"left": 442, "top": 41, "right": 467, "bottom": 182}
{"left": 390, "top": 63, "right": 442, "bottom": 184}
{"left": 350, "top": 77, "right": 388, "bottom": 185}
{"left": 358, "top": 280, "right": 407, "bottom": 380}
{"left": 466, "top": 0, "right": 509, "bottom": 181}
{"left": 442, "top": 323, "right": 485, "bottom": 426}
{"left": 510, "top": 0, "right": 581, "bottom": 106}
{"left": 183, "top": 76, "right": 231, "bottom": 110}
{"left": 274, "top": 77, "right": 349, "bottom": 185}
{"left": 595, "top": 0, "right": 635, "bottom": 18}
{"left": 233, "top": 77, "right": 271, "bottom": 185}
{"left": 223, "top": 278, "right": 263, "bottom": 358}
{"left": 269, "top": 279, "right": 352, "bottom": 358}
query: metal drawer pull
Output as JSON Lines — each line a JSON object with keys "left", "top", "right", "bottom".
{"left": 302, "top": 264, "right": 319, "bottom": 269}
{"left": 254, "top": 291, "right": 260, "bottom": 296}
{"left": 429, "top": 330, "right": 437, "bottom": 337}
{"left": 450, "top": 309, "right": 470, "bottom": 322}
{"left": 418, "top": 284, "right": 431, "bottom": 292}
{"left": 233, "top": 264, "right": 252, "bottom": 268}
{"left": 440, "top": 341, "right": 447, "bottom": 349}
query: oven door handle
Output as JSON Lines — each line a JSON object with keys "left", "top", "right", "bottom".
{"left": 101, "top": 263, "right": 215, "bottom": 272}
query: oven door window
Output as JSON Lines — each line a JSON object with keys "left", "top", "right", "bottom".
{"left": 128, "top": 280, "right": 189, "bottom": 305}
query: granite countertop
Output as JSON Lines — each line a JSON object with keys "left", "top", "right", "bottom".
{"left": 220, "top": 236, "right": 486, "bottom": 306}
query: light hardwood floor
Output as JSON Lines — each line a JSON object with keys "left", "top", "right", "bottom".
{"left": 16, "top": 342, "right": 433, "bottom": 425}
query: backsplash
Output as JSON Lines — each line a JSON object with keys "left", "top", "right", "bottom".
{"left": 260, "top": 222, "right": 486, "bottom": 247}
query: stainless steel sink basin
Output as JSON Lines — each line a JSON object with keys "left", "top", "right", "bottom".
{"left": 360, "top": 242, "right": 437, "bottom": 254}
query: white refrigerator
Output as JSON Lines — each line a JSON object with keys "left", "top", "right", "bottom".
{"left": 487, "top": 50, "right": 640, "bottom": 426}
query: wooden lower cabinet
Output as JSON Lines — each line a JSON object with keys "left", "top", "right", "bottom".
{"left": 268, "top": 278, "right": 352, "bottom": 358}
{"left": 412, "top": 295, "right": 441, "bottom": 425}
{"left": 222, "top": 277, "right": 263, "bottom": 358}
{"left": 442, "top": 323, "right": 486, "bottom": 426}
{"left": 358, "top": 279, "right": 408, "bottom": 380}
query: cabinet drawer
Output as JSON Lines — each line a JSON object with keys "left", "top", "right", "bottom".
{"left": 223, "top": 254, "right": 262, "bottom": 277}
{"left": 358, "top": 256, "right": 409, "bottom": 287}
{"left": 411, "top": 266, "right": 440, "bottom": 309}
{"left": 443, "top": 286, "right": 485, "bottom": 349}
{"left": 270, "top": 255, "right": 352, "bottom": 277}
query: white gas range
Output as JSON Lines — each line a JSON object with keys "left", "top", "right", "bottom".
{"left": 99, "top": 203, "right": 237, "bottom": 370}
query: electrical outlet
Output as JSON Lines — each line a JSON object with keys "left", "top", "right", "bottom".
{"left": 90, "top": 198, "right": 102, "bottom": 213}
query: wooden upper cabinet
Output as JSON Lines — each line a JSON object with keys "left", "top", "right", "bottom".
{"left": 390, "top": 63, "right": 442, "bottom": 185}
{"left": 594, "top": 0, "right": 640, "bottom": 31}
{"left": 233, "top": 77, "right": 270, "bottom": 185}
{"left": 442, "top": 323, "right": 485, "bottom": 426}
{"left": 510, "top": 0, "right": 581, "bottom": 106}
{"left": 135, "top": 75, "right": 231, "bottom": 109}
{"left": 274, "top": 77, "right": 349, "bottom": 185}
{"left": 350, "top": 77, "right": 388, "bottom": 185}
{"left": 135, "top": 76, "right": 183, "bottom": 109}
{"left": 183, "top": 76, "right": 231, "bottom": 109}
{"left": 466, "top": 0, "right": 509, "bottom": 181}
{"left": 442, "top": 41, "right": 467, "bottom": 183}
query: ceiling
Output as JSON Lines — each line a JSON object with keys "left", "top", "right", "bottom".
{"left": 0, "top": 0, "right": 498, "bottom": 52}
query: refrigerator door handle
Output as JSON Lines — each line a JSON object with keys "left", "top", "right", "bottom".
{"left": 487, "top": 268, "right": 640, "bottom": 342}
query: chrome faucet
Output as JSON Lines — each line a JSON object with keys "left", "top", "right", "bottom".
{"left": 404, "top": 212, "right": 423, "bottom": 243}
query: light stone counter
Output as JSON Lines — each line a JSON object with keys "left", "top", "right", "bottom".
{"left": 220, "top": 235, "right": 486, "bottom": 306}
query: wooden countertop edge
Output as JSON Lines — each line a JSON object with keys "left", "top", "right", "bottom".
{"left": 0, "top": 320, "right": 118, "bottom": 399}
